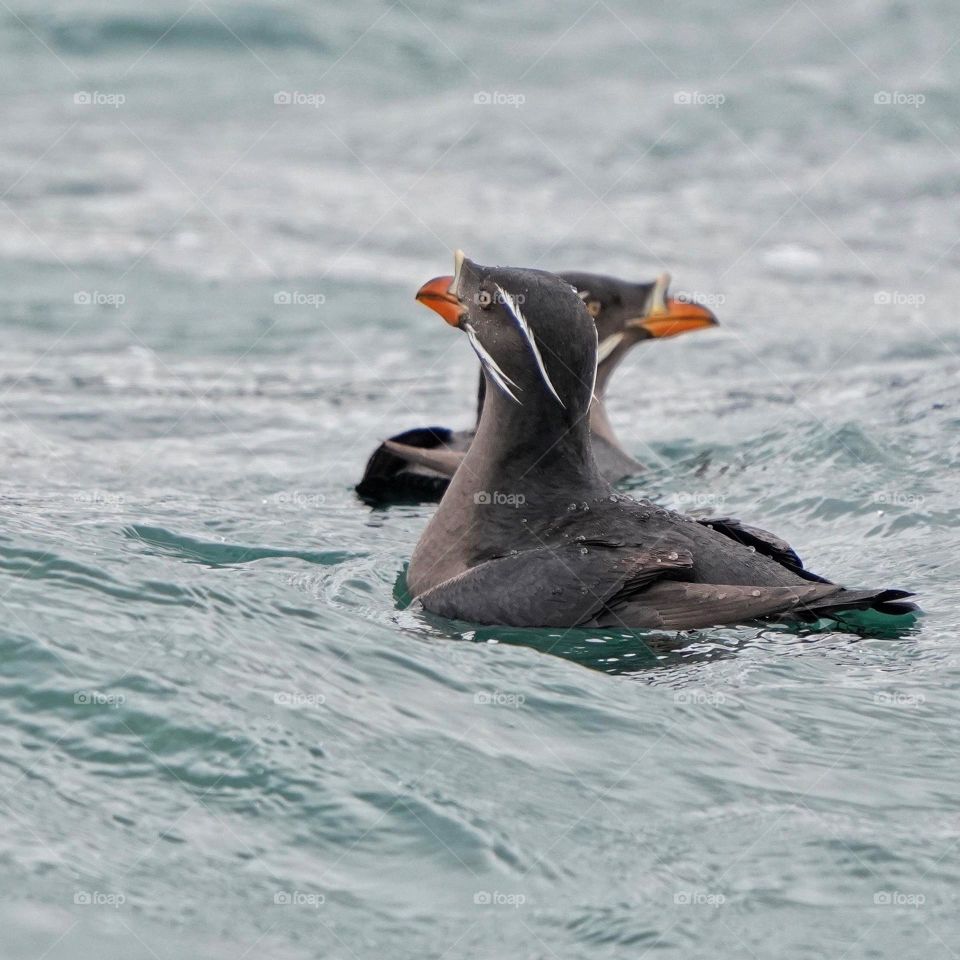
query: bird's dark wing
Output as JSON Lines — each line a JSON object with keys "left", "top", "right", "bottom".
{"left": 383, "top": 439, "right": 464, "bottom": 477}
{"left": 693, "top": 517, "right": 919, "bottom": 620}
{"left": 596, "top": 580, "right": 844, "bottom": 629}
{"left": 696, "top": 516, "right": 832, "bottom": 583}
{"left": 355, "top": 426, "right": 455, "bottom": 504}
{"left": 415, "top": 542, "right": 694, "bottom": 627}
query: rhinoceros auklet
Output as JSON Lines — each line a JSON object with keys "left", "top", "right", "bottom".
{"left": 405, "top": 251, "right": 915, "bottom": 630}
{"left": 356, "top": 269, "right": 716, "bottom": 504}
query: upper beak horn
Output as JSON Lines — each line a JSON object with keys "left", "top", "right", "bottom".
{"left": 635, "top": 273, "right": 719, "bottom": 338}
{"left": 650, "top": 272, "right": 669, "bottom": 314}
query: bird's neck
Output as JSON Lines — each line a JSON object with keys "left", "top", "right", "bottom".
{"left": 407, "top": 378, "right": 607, "bottom": 597}
{"left": 470, "top": 387, "right": 601, "bottom": 492}
{"left": 590, "top": 339, "right": 643, "bottom": 449}
{"left": 594, "top": 336, "right": 637, "bottom": 398}
{"left": 430, "top": 387, "right": 607, "bottom": 546}
{"left": 588, "top": 396, "right": 619, "bottom": 447}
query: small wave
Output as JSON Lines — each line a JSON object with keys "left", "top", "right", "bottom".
{"left": 124, "top": 524, "right": 363, "bottom": 568}
{"left": 20, "top": 7, "right": 328, "bottom": 54}
{"left": 354, "top": 789, "right": 511, "bottom": 873}
{"left": 566, "top": 903, "right": 671, "bottom": 947}
{"left": 0, "top": 539, "right": 328, "bottom": 620}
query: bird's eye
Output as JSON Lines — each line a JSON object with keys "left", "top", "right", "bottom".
{"left": 586, "top": 300, "right": 601, "bottom": 318}
{"left": 477, "top": 290, "right": 493, "bottom": 309}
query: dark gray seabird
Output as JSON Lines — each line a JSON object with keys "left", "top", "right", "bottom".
{"left": 406, "top": 252, "right": 916, "bottom": 630}
{"left": 355, "top": 270, "right": 717, "bottom": 504}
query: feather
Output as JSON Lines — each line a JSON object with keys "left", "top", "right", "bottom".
{"left": 589, "top": 326, "right": 599, "bottom": 405}
{"left": 465, "top": 323, "right": 522, "bottom": 405}
{"left": 495, "top": 284, "right": 565, "bottom": 408}
{"left": 596, "top": 331, "right": 625, "bottom": 364}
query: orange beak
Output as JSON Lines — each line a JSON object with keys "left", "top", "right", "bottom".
{"left": 634, "top": 298, "right": 718, "bottom": 339}
{"left": 415, "top": 275, "right": 466, "bottom": 327}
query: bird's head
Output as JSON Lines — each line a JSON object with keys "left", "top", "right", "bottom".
{"left": 416, "top": 251, "right": 599, "bottom": 418}
{"left": 560, "top": 271, "right": 718, "bottom": 396}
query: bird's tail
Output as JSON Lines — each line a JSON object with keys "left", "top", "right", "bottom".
{"left": 792, "top": 587, "right": 920, "bottom": 633}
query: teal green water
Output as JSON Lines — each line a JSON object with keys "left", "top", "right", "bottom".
{"left": 1, "top": 1, "right": 959, "bottom": 957}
